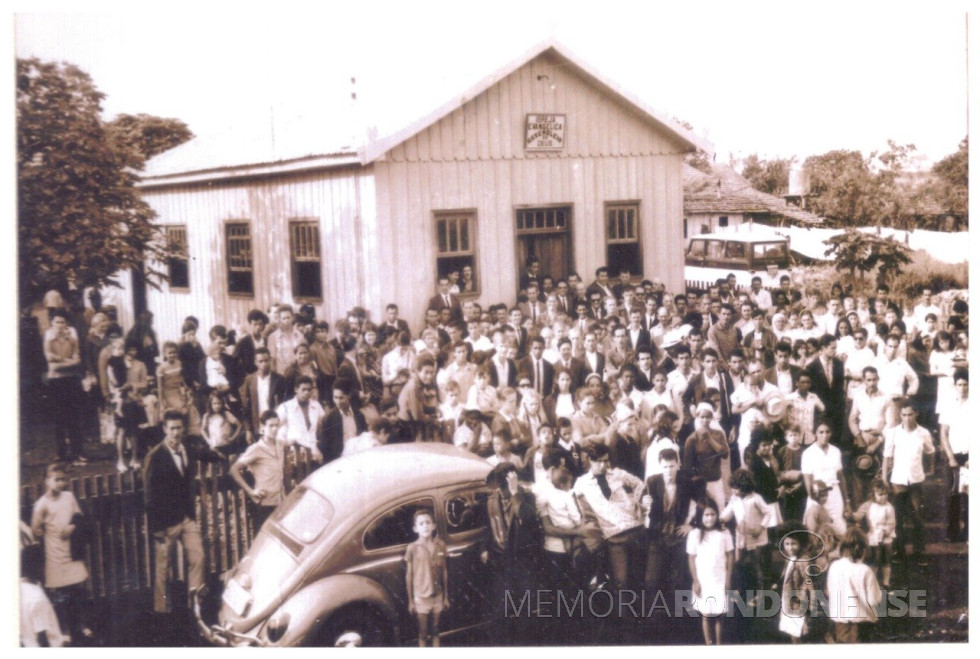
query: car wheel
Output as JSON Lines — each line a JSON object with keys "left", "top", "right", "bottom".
{"left": 315, "top": 605, "right": 392, "bottom": 647}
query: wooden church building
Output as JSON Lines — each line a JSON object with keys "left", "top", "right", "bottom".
{"left": 131, "top": 40, "right": 707, "bottom": 334}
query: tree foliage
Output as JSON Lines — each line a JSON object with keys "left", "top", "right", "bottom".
{"left": 931, "top": 137, "right": 968, "bottom": 218}
{"left": 739, "top": 154, "right": 794, "bottom": 196}
{"left": 17, "top": 58, "right": 193, "bottom": 305}
{"left": 822, "top": 228, "right": 913, "bottom": 285}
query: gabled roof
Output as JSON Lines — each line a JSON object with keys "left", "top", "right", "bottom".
{"left": 683, "top": 163, "right": 824, "bottom": 225}
{"left": 141, "top": 39, "right": 711, "bottom": 186}
{"left": 361, "top": 39, "right": 711, "bottom": 163}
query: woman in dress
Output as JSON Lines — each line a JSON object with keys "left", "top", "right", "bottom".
{"left": 834, "top": 317, "right": 856, "bottom": 362}
{"left": 157, "top": 341, "right": 201, "bottom": 434}
{"left": 356, "top": 323, "right": 384, "bottom": 407}
{"left": 544, "top": 370, "right": 577, "bottom": 423}
{"left": 929, "top": 330, "right": 957, "bottom": 419}
{"left": 687, "top": 498, "right": 734, "bottom": 645}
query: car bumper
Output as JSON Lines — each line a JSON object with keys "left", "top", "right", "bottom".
{"left": 193, "top": 587, "right": 266, "bottom": 647}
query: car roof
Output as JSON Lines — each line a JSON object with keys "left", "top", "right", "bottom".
{"left": 688, "top": 232, "right": 788, "bottom": 243}
{"left": 304, "top": 443, "right": 492, "bottom": 512}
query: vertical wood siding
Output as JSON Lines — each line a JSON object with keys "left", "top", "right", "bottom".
{"left": 141, "top": 168, "right": 370, "bottom": 340}
{"left": 133, "top": 50, "right": 688, "bottom": 337}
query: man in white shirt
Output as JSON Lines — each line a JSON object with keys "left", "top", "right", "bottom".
{"left": 874, "top": 333, "right": 919, "bottom": 428}
{"left": 847, "top": 366, "right": 890, "bottom": 502}
{"left": 730, "top": 359, "right": 781, "bottom": 464}
{"left": 819, "top": 298, "right": 843, "bottom": 336}
{"left": 573, "top": 443, "right": 646, "bottom": 592}
{"left": 883, "top": 402, "right": 935, "bottom": 564}
{"left": 437, "top": 341, "right": 477, "bottom": 402}
{"left": 939, "top": 370, "right": 969, "bottom": 542}
{"left": 267, "top": 305, "right": 306, "bottom": 375}
{"left": 276, "top": 378, "right": 325, "bottom": 460}
{"left": 843, "top": 329, "right": 877, "bottom": 399}
{"left": 748, "top": 276, "right": 773, "bottom": 311}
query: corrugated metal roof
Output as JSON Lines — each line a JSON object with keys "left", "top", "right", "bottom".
{"left": 683, "top": 163, "right": 824, "bottom": 225}
{"left": 140, "top": 39, "right": 711, "bottom": 184}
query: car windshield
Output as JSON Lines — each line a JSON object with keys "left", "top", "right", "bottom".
{"left": 276, "top": 486, "right": 334, "bottom": 547}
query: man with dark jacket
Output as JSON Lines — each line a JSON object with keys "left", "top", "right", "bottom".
{"left": 144, "top": 411, "right": 223, "bottom": 614}
{"left": 239, "top": 348, "right": 287, "bottom": 441}
{"left": 317, "top": 381, "right": 367, "bottom": 463}
{"left": 643, "top": 448, "right": 696, "bottom": 595}
{"left": 805, "top": 334, "right": 847, "bottom": 443}
{"left": 232, "top": 309, "right": 269, "bottom": 379}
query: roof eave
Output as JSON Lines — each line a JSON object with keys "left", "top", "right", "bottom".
{"left": 138, "top": 152, "right": 363, "bottom": 189}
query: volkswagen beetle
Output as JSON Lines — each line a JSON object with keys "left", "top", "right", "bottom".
{"left": 194, "top": 443, "right": 494, "bottom": 646}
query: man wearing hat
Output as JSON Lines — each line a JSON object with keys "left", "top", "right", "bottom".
{"left": 848, "top": 366, "right": 889, "bottom": 503}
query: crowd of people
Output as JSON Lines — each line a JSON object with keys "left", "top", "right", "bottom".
{"left": 21, "top": 262, "right": 970, "bottom": 645}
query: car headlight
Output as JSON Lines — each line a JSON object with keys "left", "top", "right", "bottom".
{"left": 266, "top": 611, "right": 290, "bottom": 644}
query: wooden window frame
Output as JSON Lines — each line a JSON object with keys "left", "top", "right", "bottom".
{"left": 289, "top": 219, "right": 322, "bottom": 301}
{"left": 434, "top": 210, "right": 479, "bottom": 296}
{"left": 225, "top": 221, "right": 254, "bottom": 297}
{"left": 165, "top": 225, "right": 190, "bottom": 291}
{"left": 604, "top": 201, "right": 643, "bottom": 278}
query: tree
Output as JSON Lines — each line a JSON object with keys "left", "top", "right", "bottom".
{"left": 739, "top": 154, "right": 794, "bottom": 196}
{"left": 17, "top": 58, "right": 192, "bottom": 306}
{"left": 803, "top": 150, "right": 886, "bottom": 227}
{"left": 822, "top": 228, "right": 913, "bottom": 286}
{"left": 932, "top": 137, "right": 968, "bottom": 219}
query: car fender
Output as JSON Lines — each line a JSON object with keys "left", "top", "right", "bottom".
{"left": 270, "top": 573, "right": 399, "bottom": 646}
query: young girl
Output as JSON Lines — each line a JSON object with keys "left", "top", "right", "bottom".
{"left": 643, "top": 410, "right": 682, "bottom": 479}
{"left": 778, "top": 530, "right": 812, "bottom": 643}
{"left": 405, "top": 509, "right": 449, "bottom": 647}
{"left": 438, "top": 381, "right": 464, "bottom": 438}
{"left": 546, "top": 371, "right": 577, "bottom": 421}
{"left": 687, "top": 498, "right": 734, "bottom": 645}
{"left": 826, "top": 527, "right": 883, "bottom": 643}
{"left": 720, "top": 468, "right": 771, "bottom": 601}
{"left": 31, "top": 464, "right": 93, "bottom": 644}
{"left": 200, "top": 391, "right": 244, "bottom": 456}
{"left": 108, "top": 339, "right": 149, "bottom": 473}
{"left": 852, "top": 479, "right": 897, "bottom": 591}
{"left": 517, "top": 390, "right": 550, "bottom": 441}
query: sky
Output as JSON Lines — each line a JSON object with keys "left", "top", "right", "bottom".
{"left": 12, "top": 2, "right": 972, "bottom": 168}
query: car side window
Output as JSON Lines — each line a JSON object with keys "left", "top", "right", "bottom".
{"left": 363, "top": 497, "right": 436, "bottom": 551}
{"left": 724, "top": 241, "right": 745, "bottom": 260}
{"left": 687, "top": 240, "right": 706, "bottom": 258}
{"left": 444, "top": 490, "right": 490, "bottom": 536}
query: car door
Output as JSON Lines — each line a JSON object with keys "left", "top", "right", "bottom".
{"left": 437, "top": 484, "right": 494, "bottom": 633}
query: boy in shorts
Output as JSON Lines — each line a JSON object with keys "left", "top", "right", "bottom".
{"left": 405, "top": 509, "right": 449, "bottom": 647}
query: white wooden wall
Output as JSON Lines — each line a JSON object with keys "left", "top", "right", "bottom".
{"left": 140, "top": 168, "right": 373, "bottom": 341}
{"left": 375, "top": 50, "right": 687, "bottom": 327}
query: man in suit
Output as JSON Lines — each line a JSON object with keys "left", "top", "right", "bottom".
{"left": 554, "top": 280, "right": 575, "bottom": 319}
{"left": 519, "top": 336, "right": 554, "bottom": 398}
{"left": 625, "top": 308, "right": 652, "bottom": 352}
{"left": 508, "top": 308, "right": 529, "bottom": 359}
{"left": 585, "top": 266, "right": 615, "bottom": 301}
{"left": 805, "top": 334, "right": 848, "bottom": 443}
{"left": 233, "top": 309, "right": 269, "bottom": 379}
{"left": 428, "top": 277, "right": 463, "bottom": 323}
{"left": 580, "top": 330, "right": 606, "bottom": 379}
{"left": 240, "top": 347, "right": 287, "bottom": 441}
{"left": 553, "top": 337, "right": 588, "bottom": 394}
{"left": 682, "top": 348, "right": 735, "bottom": 435}
{"left": 643, "top": 448, "right": 696, "bottom": 595}
{"left": 144, "top": 411, "right": 223, "bottom": 614}
{"left": 317, "top": 381, "right": 367, "bottom": 463}
{"left": 519, "top": 283, "right": 546, "bottom": 328}
{"left": 488, "top": 337, "right": 518, "bottom": 389}
{"left": 763, "top": 341, "right": 802, "bottom": 396}
{"left": 518, "top": 256, "right": 541, "bottom": 295}
{"left": 376, "top": 303, "right": 411, "bottom": 349}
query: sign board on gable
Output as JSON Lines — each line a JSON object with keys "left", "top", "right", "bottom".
{"left": 524, "top": 114, "right": 566, "bottom": 151}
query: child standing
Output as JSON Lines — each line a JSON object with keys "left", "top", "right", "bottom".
{"left": 778, "top": 531, "right": 812, "bottom": 643}
{"left": 777, "top": 424, "right": 807, "bottom": 523}
{"left": 405, "top": 509, "right": 449, "bottom": 647}
{"left": 21, "top": 544, "right": 65, "bottom": 647}
{"left": 687, "top": 498, "right": 734, "bottom": 645}
{"left": 230, "top": 411, "right": 286, "bottom": 533}
{"left": 720, "top": 468, "right": 770, "bottom": 601}
{"left": 826, "top": 527, "right": 883, "bottom": 643}
{"left": 487, "top": 428, "right": 524, "bottom": 469}
{"left": 852, "top": 479, "right": 897, "bottom": 591}
{"left": 200, "top": 391, "right": 244, "bottom": 456}
{"left": 30, "top": 463, "right": 93, "bottom": 644}
{"left": 786, "top": 373, "right": 826, "bottom": 445}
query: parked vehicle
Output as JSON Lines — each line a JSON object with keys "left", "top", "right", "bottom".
{"left": 194, "top": 443, "right": 493, "bottom": 646}
{"left": 684, "top": 225, "right": 792, "bottom": 287}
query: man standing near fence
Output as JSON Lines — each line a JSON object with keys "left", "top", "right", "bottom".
{"left": 144, "top": 410, "right": 224, "bottom": 615}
